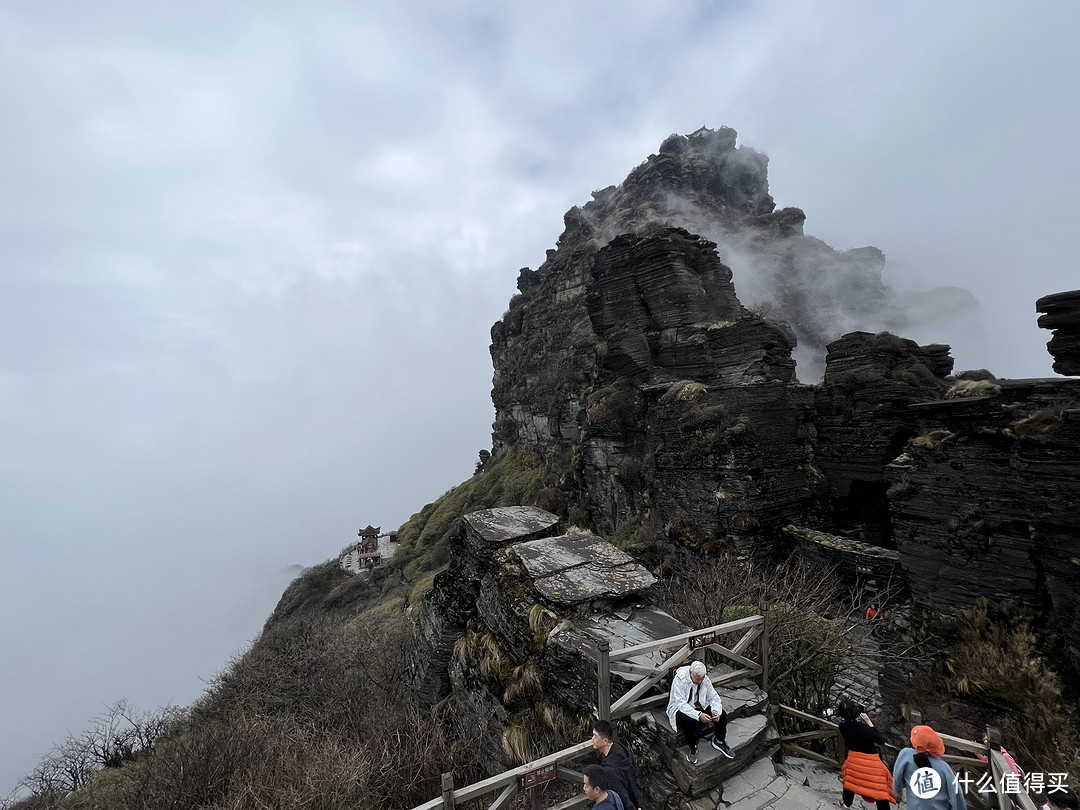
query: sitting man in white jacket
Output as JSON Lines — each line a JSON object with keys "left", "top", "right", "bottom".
{"left": 665, "top": 660, "right": 734, "bottom": 764}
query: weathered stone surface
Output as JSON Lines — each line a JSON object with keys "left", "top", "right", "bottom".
{"left": 542, "top": 605, "right": 689, "bottom": 716}
{"left": 653, "top": 712, "right": 772, "bottom": 796}
{"left": 512, "top": 533, "right": 657, "bottom": 605}
{"left": 1037, "top": 289, "right": 1080, "bottom": 376}
{"left": 721, "top": 757, "right": 783, "bottom": 805}
{"left": 885, "top": 379, "right": 1080, "bottom": 644}
{"left": 635, "top": 380, "right": 826, "bottom": 552}
{"left": 814, "top": 331, "right": 954, "bottom": 547}
{"left": 447, "top": 653, "right": 509, "bottom": 774}
{"left": 408, "top": 535, "right": 486, "bottom": 706}
{"left": 463, "top": 505, "right": 561, "bottom": 553}
{"left": 785, "top": 525, "right": 902, "bottom": 593}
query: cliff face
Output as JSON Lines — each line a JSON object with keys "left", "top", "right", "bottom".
{"left": 488, "top": 127, "right": 964, "bottom": 545}
{"left": 886, "top": 380, "right": 1080, "bottom": 638}
{"left": 491, "top": 220, "right": 817, "bottom": 542}
{"left": 494, "top": 126, "right": 972, "bottom": 383}
{"left": 479, "top": 127, "right": 1080, "bottom": 676}
{"left": 407, "top": 128, "right": 1080, "bottom": 772}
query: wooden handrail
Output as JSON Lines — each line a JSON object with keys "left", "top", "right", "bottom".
{"left": 412, "top": 614, "right": 769, "bottom": 810}
{"left": 410, "top": 741, "right": 594, "bottom": 810}
{"left": 606, "top": 615, "right": 764, "bottom": 661}
{"left": 598, "top": 615, "right": 767, "bottom": 721}
{"left": 775, "top": 706, "right": 1042, "bottom": 810}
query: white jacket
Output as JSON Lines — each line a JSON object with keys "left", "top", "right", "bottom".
{"left": 665, "top": 665, "right": 723, "bottom": 731}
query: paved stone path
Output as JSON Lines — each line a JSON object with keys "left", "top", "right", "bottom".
{"left": 716, "top": 756, "right": 843, "bottom": 810}
{"left": 829, "top": 611, "right": 884, "bottom": 715}
{"left": 717, "top": 755, "right": 909, "bottom": 810}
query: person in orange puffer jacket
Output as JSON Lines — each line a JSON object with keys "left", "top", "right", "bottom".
{"left": 837, "top": 699, "right": 896, "bottom": 809}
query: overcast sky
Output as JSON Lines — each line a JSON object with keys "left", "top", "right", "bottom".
{"left": 2, "top": 0, "right": 1078, "bottom": 795}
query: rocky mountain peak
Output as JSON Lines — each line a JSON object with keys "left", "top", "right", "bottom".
{"left": 525, "top": 126, "right": 978, "bottom": 381}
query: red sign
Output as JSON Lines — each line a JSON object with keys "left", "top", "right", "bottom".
{"left": 690, "top": 630, "right": 717, "bottom": 650}
{"left": 521, "top": 763, "right": 557, "bottom": 789}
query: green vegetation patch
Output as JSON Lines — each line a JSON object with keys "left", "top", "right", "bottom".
{"left": 391, "top": 448, "right": 549, "bottom": 582}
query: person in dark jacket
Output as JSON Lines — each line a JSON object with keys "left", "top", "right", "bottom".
{"left": 591, "top": 719, "right": 644, "bottom": 810}
{"left": 836, "top": 699, "right": 895, "bottom": 810}
{"left": 583, "top": 764, "right": 625, "bottom": 810}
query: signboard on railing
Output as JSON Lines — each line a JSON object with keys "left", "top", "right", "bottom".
{"left": 689, "top": 629, "right": 717, "bottom": 650}
{"left": 521, "top": 763, "right": 557, "bottom": 789}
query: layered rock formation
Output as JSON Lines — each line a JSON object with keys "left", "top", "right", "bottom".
{"left": 489, "top": 128, "right": 966, "bottom": 547}
{"left": 1037, "top": 290, "right": 1080, "bottom": 376}
{"left": 885, "top": 379, "right": 1080, "bottom": 630}
{"left": 411, "top": 129, "right": 1080, "bottom": 788}
{"left": 410, "top": 506, "right": 696, "bottom": 771}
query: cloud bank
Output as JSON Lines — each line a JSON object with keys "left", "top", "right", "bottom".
{"left": 2, "top": 0, "right": 1078, "bottom": 795}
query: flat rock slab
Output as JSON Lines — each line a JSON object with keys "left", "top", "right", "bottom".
{"left": 785, "top": 524, "right": 900, "bottom": 560}
{"left": 550, "top": 605, "right": 689, "bottom": 674}
{"left": 775, "top": 756, "right": 844, "bottom": 797}
{"left": 462, "top": 506, "right": 560, "bottom": 553}
{"left": 666, "top": 714, "right": 773, "bottom": 795}
{"left": 511, "top": 532, "right": 657, "bottom": 605}
{"left": 720, "top": 756, "right": 843, "bottom": 810}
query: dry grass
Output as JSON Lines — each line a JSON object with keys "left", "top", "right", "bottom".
{"left": 502, "top": 661, "right": 542, "bottom": 704}
{"left": 527, "top": 604, "right": 559, "bottom": 646}
{"left": 14, "top": 609, "right": 492, "bottom": 810}
{"left": 923, "top": 601, "right": 1080, "bottom": 786}
{"left": 1011, "top": 407, "right": 1063, "bottom": 439}
{"left": 911, "top": 429, "right": 956, "bottom": 451}
{"left": 946, "top": 379, "right": 1001, "bottom": 398}
{"left": 501, "top": 720, "right": 532, "bottom": 765}
{"left": 660, "top": 379, "right": 708, "bottom": 404}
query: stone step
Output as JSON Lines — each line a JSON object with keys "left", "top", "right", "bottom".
{"left": 717, "top": 755, "right": 846, "bottom": 810}
{"left": 636, "top": 708, "right": 775, "bottom": 797}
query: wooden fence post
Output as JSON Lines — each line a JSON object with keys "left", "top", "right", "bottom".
{"left": 597, "top": 638, "right": 611, "bottom": 721}
{"left": 986, "top": 726, "right": 1009, "bottom": 810}
{"left": 758, "top": 600, "right": 770, "bottom": 695}
{"left": 441, "top": 772, "right": 455, "bottom": 810}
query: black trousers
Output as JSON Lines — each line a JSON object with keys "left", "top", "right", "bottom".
{"left": 675, "top": 705, "right": 727, "bottom": 749}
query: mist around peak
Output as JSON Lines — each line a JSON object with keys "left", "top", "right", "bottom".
{"left": 560, "top": 127, "right": 985, "bottom": 381}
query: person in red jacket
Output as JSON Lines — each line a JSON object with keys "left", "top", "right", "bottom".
{"left": 837, "top": 699, "right": 896, "bottom": 809}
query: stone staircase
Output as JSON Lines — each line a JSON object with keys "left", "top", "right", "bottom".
{"left": 623, "top": 680, "right": 783, "bottom": 807}
{"left": 620, "top": 666, "right": 891, "bottom": 809}
{"left": 829, "top": 611, "right": 884, "bottom": 715}
{"left": 618, "top": 609, "right": 893, "bottom": 810}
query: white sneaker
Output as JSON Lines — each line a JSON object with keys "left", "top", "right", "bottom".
{"left": 686, "top": 748, "right": 697, "bottom": 764}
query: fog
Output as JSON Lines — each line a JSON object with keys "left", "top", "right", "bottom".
{"left": 2, "top": 0, "right": 1078, "bottom": 795}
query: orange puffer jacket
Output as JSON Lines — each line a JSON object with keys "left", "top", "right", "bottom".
{"left": 842, "top": 750, "right": 898, "bottom": 803}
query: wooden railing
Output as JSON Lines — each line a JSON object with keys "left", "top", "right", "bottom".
{"left": 410, "top": 741, "right": 594, "bottom": 810}
{"left": 776, "top": 706, "right": 1039, "bottom": 810}
{"left": 595, "top": 610, "right": 769, "bottom": 721}
{"left": 410, "top": 612, "right": 769, "bottom": 810}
